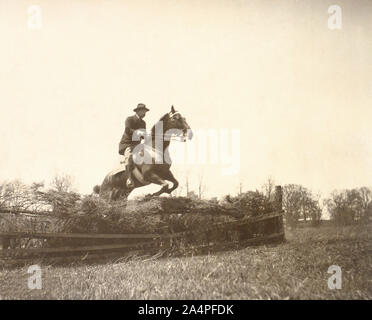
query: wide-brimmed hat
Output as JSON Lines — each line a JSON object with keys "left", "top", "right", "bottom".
{"left": 133, "top": 103, "right": 149, "bottom": 112}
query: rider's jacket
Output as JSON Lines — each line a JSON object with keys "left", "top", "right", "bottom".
{"left": 118, "top": 114, "right": 146, "bottom": 155}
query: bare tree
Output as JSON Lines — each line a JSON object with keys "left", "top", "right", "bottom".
{"left": 185, "top": 171, "right": 190, "bottom": 197}
{"left": 15, "top": 174, "right": 79, "bottom": 216}
{"left": 0, "top": 182, "right": 13, "bottom": 210}
{"left": 197, "top": 173, "right": 206, "bottom": 200}
{"left": 262, "top": 177, "right": 275, "bottom": 202}
{"left": 238, "top": 181, "right": 243, "bottom": 196}
{"left": 325, "top": 188, "right": 369, "bottom": 224}
{"left": 0, "top": 177, "right": 80, "bottom": 216}
{"left": 282, "top": 184, "right": 322, "bottom": 227}
{"left": 0, "top": 180, "right": 34, "bottom": 212}
{"left": 50, "top": 173, "right": 75, "bottom": 193}
{"left": 282, "top": 184, "right": 302, "bottom": 226}
{"left": 358, "top": 187, "right": 372, "bottom": 221}
{"left": 176, "top": 185, "right": 184, "bottom": 197}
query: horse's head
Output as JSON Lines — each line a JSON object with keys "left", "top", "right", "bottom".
{"left": 167, "top": 105, "right": 193, "bottom": 141}
{"left": 153, "top": 106, "right": 193, "bottom": 141}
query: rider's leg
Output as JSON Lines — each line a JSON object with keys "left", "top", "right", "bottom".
{"left": 126, "top": 150, "right": 135, "bottom": 187}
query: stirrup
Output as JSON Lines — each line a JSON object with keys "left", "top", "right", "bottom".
{"left": 126, "top": 178, "right": 134, "bottom": 188}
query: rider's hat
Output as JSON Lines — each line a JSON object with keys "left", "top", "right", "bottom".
{"left": 133, "top": 103, "right": 149, "bottom": 112}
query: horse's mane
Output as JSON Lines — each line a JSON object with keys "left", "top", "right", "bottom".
{"left": 151, "top": 113, "right": 170, "bottom": 135}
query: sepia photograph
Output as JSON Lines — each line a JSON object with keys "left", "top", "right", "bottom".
{"left": 0, "top": 0, "right": 371, "bottom": 306}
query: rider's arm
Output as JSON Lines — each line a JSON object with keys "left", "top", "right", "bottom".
{"left": 141, "top": 121, "right": 146, "bottom": 140}
{"left": 124, "top": 117, "right": 136, "bottom": 137}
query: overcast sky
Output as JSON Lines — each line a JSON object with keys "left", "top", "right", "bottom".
{"left": 0, "top": 0, "right": 371, "bottom": 199}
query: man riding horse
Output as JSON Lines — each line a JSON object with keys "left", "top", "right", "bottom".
{"left": 118, "top": 103, "right": 149, "bottom": 188}
{"left": 97, "top": 105, "right": 193, "bottom": 201}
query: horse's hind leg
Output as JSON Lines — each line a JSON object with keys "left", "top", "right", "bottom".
{"left": 109, "top": 188, "right": 122, "bottom": 201}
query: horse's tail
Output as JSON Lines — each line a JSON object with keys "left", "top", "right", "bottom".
{"left": 93, "top": 185, "right": 101, "bottom": 194}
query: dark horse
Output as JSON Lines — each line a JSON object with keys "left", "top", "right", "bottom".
{"left": 97, "top": 106, "right": 193, "bottom": 201}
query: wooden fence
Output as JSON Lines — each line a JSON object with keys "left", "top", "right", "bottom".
{"left": 0, "top": 211, "right": 284, "bottom": 261}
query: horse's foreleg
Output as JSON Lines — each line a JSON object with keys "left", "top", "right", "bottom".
{"left": 162, "top": 171, "right": 179, "bottom": 194}
{"left": 144, "top": 172, "right": 170, "bottom": 196}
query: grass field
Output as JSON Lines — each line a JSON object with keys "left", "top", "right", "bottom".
{"left": 0, "top": 224, "right": 371, "bottom": 299}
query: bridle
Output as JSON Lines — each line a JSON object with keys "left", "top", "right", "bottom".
{"left": 150, "top": 111, "right": 188, "bottom": 141}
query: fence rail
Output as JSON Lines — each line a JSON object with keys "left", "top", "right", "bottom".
{"left": 0, "top": 211, "right": 284, "bottom": 261}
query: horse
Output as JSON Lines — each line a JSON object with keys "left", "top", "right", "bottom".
{"left": 96, "top": 106, "right": 193, "bottom": 201}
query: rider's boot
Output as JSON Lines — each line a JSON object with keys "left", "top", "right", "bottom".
{"left": 126, "top": 155, "right": 135, "bottom": 188}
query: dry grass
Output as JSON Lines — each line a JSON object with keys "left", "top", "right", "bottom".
{"left": 1, "top": 223, "right": 371, "bottom": 300}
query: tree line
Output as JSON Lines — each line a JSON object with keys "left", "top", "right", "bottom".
{"left": 260, "top": 178, "right": 372, "bottom": 227}
{"left": 1, "top": 175, "right": 371, "bottom": 227}
{"left": 0, "top": 174, "right": 80, "bottom": 216}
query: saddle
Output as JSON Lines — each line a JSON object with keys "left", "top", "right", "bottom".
{"left": 109, "top": 146, "right": 162, "bottom": 185}
{"left": 109, "top": 162, "right": 149, "bottom": 186}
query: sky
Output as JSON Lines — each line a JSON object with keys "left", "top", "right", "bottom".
{"left": 0, "top": 0, "right": 371, "bottom": 199}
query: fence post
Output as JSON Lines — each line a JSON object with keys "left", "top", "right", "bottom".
{"left": 274, "top": 185, "right": 283, "bottom": 212}
{"left": 274, "top": 185, "right": 285, "bottom": 238}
